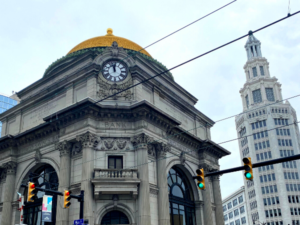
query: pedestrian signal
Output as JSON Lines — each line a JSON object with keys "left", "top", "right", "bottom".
{"left": 27, "top": 182, "right": 37, "bottom": 202}
{"left": 243, "top": 157, "right": 253, "bottom": 180}
{"left": 64, "top": 190, "right": 72, "bottom": 208}
{"left": 196, "top": 168, "right": 205, "bottom": 190}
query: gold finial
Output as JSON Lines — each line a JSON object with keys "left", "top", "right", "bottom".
{"left": 106, "top": 28, "right": 113, "bottom": 36}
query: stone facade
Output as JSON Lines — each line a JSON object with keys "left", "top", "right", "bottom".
{"left": 0, "top": 38, "right": 230, "bottom": 225}
{"left": 236, "top": 33, "right": 300, "bottom": 225}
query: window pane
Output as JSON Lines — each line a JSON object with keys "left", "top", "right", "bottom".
{"left": 116, "top": 158, "right": 122, "bottom": 169}
{"left": 265, "top": 87, "right": 276, "bottom": 104}
{"left": 172, "top": 185, "right": 184, "bottom": 198}
{"left": 108, "top": 158, "right": 115, "bottom": 169}
{"left": 252, "top": 89, "right": 262, "bottom": 103}
{"left": 252, "top": 67, "right": 258, "bottom": 77}
{"left": 260, "top": 66, "right": 265, "bottom": 75}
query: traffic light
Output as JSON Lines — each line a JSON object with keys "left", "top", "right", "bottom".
{"left": 196, "top": 168, "right": 205, "bottom": 190}
{"left": 64, "top": 190, "right": 72, "bottom": 208}
{"left": 27, "top": 182, "right": 37, "bottom": 202}
{"left": 243, "top": 157, "right": 253, "bottom": 180}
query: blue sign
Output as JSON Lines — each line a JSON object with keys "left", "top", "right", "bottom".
{"left": 74, "top": 219, "right": 84, "bottom": 225}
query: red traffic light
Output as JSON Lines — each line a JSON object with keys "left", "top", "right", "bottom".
{"left": 65, "top": 191, "right": 70, "bottom": 196}
{"left": 30, "top": 184, "right": 35, "bottom": 188}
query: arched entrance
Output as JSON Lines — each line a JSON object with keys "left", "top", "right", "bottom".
{"left": 168, "top": 166, "right": 196, "bottom": 225}
{"left": 101, "top": 210, "right": 130, "bottom": 224}
{"left": 22, "top": 165, "right": 59, "bottom": 225}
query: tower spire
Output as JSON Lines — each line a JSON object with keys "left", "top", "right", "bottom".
{"left": 245, "top": 31, "right": 262, "bottom": 60}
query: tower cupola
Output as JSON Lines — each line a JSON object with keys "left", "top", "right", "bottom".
{"left": 245, "top": 31, "right": 262, "bottom": 60}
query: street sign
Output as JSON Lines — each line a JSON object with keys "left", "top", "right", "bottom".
{"left": 74, "top": 219, "right": 84, "bottom": 225}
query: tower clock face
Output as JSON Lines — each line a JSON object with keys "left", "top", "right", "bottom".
{"left": 102, "top": 60, "right": 128, "bottom": 82}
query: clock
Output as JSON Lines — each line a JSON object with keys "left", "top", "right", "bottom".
{"left": 102, "top": 60, "right": 128, "bottom": 82}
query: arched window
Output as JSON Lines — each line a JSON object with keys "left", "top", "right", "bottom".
{"left": 168, "top": 167, "right": 196, "bottom": 225}
{"left": 101, "top": 210, "right": 130, "bottom": 224}
{"left": 23, "top": 165, "right": 59, "bottom": 225}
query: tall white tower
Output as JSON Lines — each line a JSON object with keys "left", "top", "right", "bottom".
{"left": 235, "top": 31, "right": 300, "bottom": 225}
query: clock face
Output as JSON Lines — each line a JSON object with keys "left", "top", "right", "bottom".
{"left": 102, "top": 60, "right": 128, "bottom": 82}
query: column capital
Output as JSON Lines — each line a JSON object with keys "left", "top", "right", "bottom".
{"left": 76, "top": 131, "right": 101, "bottom": 149}
{"left": 131, "top": 133, "right": 153, "bottom": 148}
{"left": 199, "top": 164, "right": 215, "bottom": 173}
{"left": 56, "top": 140, "right": 72, "bottom": 157}
{"left": 156, "top": 143, "right": 171, "bottom": 157}
{"left": 3, "top": 161, "right": 17, "bottom": 175}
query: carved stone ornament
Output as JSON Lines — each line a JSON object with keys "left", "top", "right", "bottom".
{"left": 199, "top": 164, "right": 214, "bottom": 173}
{"left": 131, "top": 133, "right": 154, "bottom": 148}
{"left": 104, "top": 138, "right": 115, "bottom": 150}
{"left": 3, "top": 161, "right": 17, "bottom": 175}
{"left": 147, "top": 144, "right": 156, "bottom": 157}
{"left": 0, "top": 169, "right": 7, "bottom": 181}
{"left": 35, "top": 149, "right": 42, "bottom": 162}
{"left": 179, "top": 152, "right": 186, "bottom": 165}
{"left": 100, "top": 138, "right": 128, "bottom": 151}
{"left": 72, "top": 142, "right": 82, "bottom": 156}
{"left": 56, "top": 140, "right": 72, "bottom": 157}
{"left": 157, "top": 143, "right": 171, "bottom": 156}
{"left": 97, "top": 77, "right": 133, "bottom": 101}
{"left": 76, "top": 132, "right": 101, "bottom": 149}
{"left": 111, "top": 41, "right": 119, "bottom": 56}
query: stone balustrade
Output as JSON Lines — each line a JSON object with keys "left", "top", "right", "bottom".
{"left": 94, "top": 169, "right": 138, "bottom": 179}
{"left": 92, "top": 169, "right": 140, "bottom": 198}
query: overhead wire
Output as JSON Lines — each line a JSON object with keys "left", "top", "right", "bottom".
{"left": 20, "top": 120, "right": 300, "bottom": 189}
{"left": 17, "top": 10, "right": 300, "bottom": 186}
{"left": 19, "top": 92, "right": 300, "bottom": 186}
{"left": 16, "top": 0, "right": 236, "bottom": 119}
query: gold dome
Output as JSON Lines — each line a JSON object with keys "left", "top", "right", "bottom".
{"left": 67, "top": 28, "right": 151, "bottom": 57}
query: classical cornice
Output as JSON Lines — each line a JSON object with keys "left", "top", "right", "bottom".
{"left": 239, "top": 76, "right": 279, "bottom": 93}
{"left": 0, "top": 123, "right": 59, "bottom": 151}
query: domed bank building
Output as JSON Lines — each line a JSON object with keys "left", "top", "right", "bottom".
{"left": 0, "top": 29, "right": 230, "bottom": 225}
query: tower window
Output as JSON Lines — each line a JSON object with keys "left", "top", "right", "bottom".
{"left": 252, "top": 89, "right": 262, "bottom": 103}
{"left": 260, "top": 66, "right": 265, "bottom": 75}
{"left": 245, "top": 95, "right": 249, "bottom": 108}
{"left": 252, "top": 67, "right": 258, "bottom": 77}
{"left": 248, "top": 71, "right": 250, "bottom": 79}
{"left": 266, "top": 88, "right": 275, "bottom": 101}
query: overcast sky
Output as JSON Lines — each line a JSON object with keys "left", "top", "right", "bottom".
{"left": 1, "top": 0, "right": 300, "bottom": 198}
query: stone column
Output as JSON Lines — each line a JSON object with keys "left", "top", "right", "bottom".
{"left": 212, "top": 175, "right": 224, "bottom": 225}
{"left": 77, "top": 132, "right": 100, "bottom": 223}
{"left": 200, "top": 167, "right": 214, "bottom": 225}
{"left": 56, "top": 140, "right": 72, "bottom": 225}
{"left": 1, "top": 161, "right": 17, "bottom": 225}
{"left": 156, "top": 143, "right": 171, "bottom": 225}
{"left": 131, "top": 134, "right": 152, "bottom": 225}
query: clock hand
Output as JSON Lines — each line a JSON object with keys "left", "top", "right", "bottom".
{"left": 113, "top": 64, "right": 116, "bottom": 72}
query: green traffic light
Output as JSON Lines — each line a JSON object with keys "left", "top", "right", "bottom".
{"left": 246, "top": 173, "right": 252, "bottom": 179}
{"left": 198, "top": 183, "right": 204, "bottom": 188}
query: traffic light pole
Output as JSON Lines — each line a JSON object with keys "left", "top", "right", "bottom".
{"left": 21, "top": 184, "right": 63, "bottom": 196}
{"left": 197, "top": 154, "right": 300, "bottom": 177}
{"left": 70, "top": 190, "right": 84, "bottom": 219}
{"left": 21, "top": 184, "right": 84, "bottom": 218}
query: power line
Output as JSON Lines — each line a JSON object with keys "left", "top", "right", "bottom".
{"left": 44, "top": 9, "right": 300, "bottom": 128}
{"left": 19, "top": 93, "right": 300, "bottom": 183}
{"left": 20, "top": 120, "right": 300, "bottom": 187}
{"left": 23, "top": 0, "right": 236, "bottom": 115}
{"left": 15, "top": 9, "right": 300, "bottom": 185}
